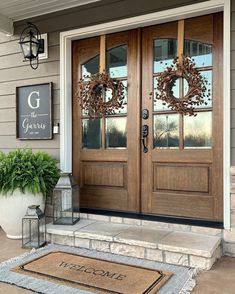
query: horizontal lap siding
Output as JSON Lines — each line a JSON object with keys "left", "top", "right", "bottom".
{"left": 0, "top": 0, "right": 209, "bottom": 161}
{"left": 0, "top": 30, "right": 60, "bottom": 159}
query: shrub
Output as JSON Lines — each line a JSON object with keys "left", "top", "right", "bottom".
{"left": 0, "top": 149, "right": 60, "bottom": 198}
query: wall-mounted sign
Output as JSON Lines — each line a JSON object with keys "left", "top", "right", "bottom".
{"left": 16, "top": 83, "right": 53, "bottom": 140}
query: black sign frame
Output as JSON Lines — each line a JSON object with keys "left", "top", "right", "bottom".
{"left": 16, "top": 82, "right": 53, "bottom": 140}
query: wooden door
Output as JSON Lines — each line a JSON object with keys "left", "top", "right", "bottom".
{"left": 141, "top": 13, "right": 223, "bottom": 221}
{"left": 73, "top": 13, "right": 223, "bottom": 222}
{"left": 72, "top": 31, "right": 140, "bottom": 212}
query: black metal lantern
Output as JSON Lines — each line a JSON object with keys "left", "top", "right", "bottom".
{"left": 53, "top": 173, "right": 80, "bottom": 225}
{"left": 22, "top": 205, "right": 46, "bottom": 248}
{"left": 19, "top": 22, "right": 44, "bottom": 70}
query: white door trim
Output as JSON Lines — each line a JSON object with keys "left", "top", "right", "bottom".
{"left": 60, "top": 0, "right": 231, "bottom": 228}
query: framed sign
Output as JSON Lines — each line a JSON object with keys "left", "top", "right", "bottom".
{"left": 16, "top": 83, "right": 53, "bottom": 140}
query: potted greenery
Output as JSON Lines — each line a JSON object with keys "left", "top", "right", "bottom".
{"left": 0, "top": 149, "right": 60, "bottom": 239}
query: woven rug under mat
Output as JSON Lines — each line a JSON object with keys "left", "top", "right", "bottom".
{"left": 0, "top": 244, "right": 198, "bottom": 294}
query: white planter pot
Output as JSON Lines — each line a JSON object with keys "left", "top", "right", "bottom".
{"left": 0, "top": 189, "right": 45, "bottom": 239}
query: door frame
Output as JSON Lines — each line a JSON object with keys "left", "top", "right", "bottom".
{"left": 60, "top": 0, "right": 231, "bottom": 228}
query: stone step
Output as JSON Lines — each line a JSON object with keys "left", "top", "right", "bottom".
{"left": 45, "top": 208, "right": 222, "bottom": 237}
{"left": 46, "top": 219, "right": 222, "bottom": 270}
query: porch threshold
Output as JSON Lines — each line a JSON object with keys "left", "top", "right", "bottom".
{"left": 79, "top": 208, "right": 224, "bottom": 228}
{"left": 46, "top": 218, "right": 222, "bottom": 271}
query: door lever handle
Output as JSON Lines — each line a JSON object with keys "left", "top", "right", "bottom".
{"left": 142, "top": 138, "right": 148, "bottom": 153}
{"left": 142, "top": 125, "right": 148, "bottom": 153}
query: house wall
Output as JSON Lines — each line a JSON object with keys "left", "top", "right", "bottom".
{"left": 0, "top": 29, "right": 60, "bottom": 158}
{"left": 0, "top": 0, "right": 207, "bottom": 160}
{"left": 223, "top": 0, "right": 235, "bottom": 257}
{"left": 232, "top": 0, "right": 235, "bottom": 164}
{"left": 1, "top": 0, "right": 235, "bottom": 254}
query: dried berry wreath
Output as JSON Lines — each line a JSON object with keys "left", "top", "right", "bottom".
{"left": 77, "top": 72, "right": 126, "bottom": 118}
{"left": 155, "top": 55, "right": 210, "bottom": 116}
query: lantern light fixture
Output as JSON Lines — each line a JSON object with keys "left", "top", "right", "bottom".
{"left": 53, "top": 173, "right": 80, "bottom": 225}
{"left": 22, "top": 205, "right": 46, "bottom": 249}
{"left": 19, "top": 22, "right": 44, "bottom": 70}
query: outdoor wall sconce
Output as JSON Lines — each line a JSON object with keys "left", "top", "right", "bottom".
{"left": 19, "top": 22, "right": 44, "bottom": 70}
{"left": 53, "top": 173, "right": 80, "bottom": 225}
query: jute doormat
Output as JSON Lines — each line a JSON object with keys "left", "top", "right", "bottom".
{"left": 13, "top": 251, "right": 172, "bottom": 294}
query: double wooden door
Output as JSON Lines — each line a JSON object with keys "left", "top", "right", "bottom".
{"left": 73, "top": 13, "right": 223, "bottom": 221}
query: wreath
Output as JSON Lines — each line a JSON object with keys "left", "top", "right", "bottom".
{"left": 77, "top": 72, "right": 126, "bottom": 118}
{"left": 155, "top": 55, "right": 210, "bottom": 116}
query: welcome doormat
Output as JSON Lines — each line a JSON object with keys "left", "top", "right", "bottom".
{"left": 13, "top": 251, "right": 172, "bottom": 293}
{"left": 0, "top": 245, "right": 197, "bottom": 294}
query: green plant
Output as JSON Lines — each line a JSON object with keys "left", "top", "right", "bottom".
{"left": 0, "top": 149, "right": 60, "bottom": 198}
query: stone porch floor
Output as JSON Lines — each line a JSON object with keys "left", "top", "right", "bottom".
{"left": 46, "top": 219, "right": 221, "bottom": 270}
{"left": 0, "top": 228, "right": 235, "bottom": 293}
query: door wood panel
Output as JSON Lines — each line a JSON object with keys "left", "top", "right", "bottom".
{"left": 151, "top": 193, "right": 214, "bottom": 219}
{"left": 80, "top": 188, "right": 128, "bottom": 211}
{"left": 82, "top": 162, "right": 127, "bottom": 188}
{"left": 153, "top": 164, "right": 210, "bottom": 193}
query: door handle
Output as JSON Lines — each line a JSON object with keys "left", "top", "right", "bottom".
{"left": 142, "top": 125, "right": 148, "bottom": 153}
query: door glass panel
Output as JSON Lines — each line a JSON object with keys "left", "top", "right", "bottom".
{"left": 81, "top": 56, "right": 100, "bottom": 115}
{"left": 184, "top": 112, "right": 212, "bottom": 148}
{"left": 82, "top": 118, "right": 101, "bottom": 149}
{"left": 170, "top": 77, "right": 181, "bottom": 98}
{"left": 82, "top": 55, "right": 99, "bottom": 78}
{"left": 183, "top": 70, "right": 212, "bottom": 109}
{"left": 154, "top": 77, "right": 181, "bottom": 111}
{"left": 106, "top": 117, "right": 127, "bottom": 148}
{"left": 154, "top": 114, "right": 179, "bottom": 148}
{"left": 197, "top": 70, "right": 212, "bottom": 108}
{"left": 153, "top": 78, "right": 169, "bottom": 111}
{"left": 154, "top": 39, "right": 177, "bottom": 73}
{"left": 105, "top": 80, "right": 128, "bottom": 114}
{"left": 183, "top": 78, "right": 189, "bottom": 97}
{"left": 184, "top": 40, "right": 212, "bottom": 68}
{"left": 107, "top": 45, "right": 127, "bottom": 78}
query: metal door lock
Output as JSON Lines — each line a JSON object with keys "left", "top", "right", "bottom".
{"left": 142, "top": 109, "right": 149, "bottom": 120}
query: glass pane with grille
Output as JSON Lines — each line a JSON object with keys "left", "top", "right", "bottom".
{"left": 107, "top": 45, "right": 128, "bottom": 78}
{"left": 184, "top": 111, "right": 212, "bottom": 148}
{"left": 154, "top": 78, "right": 181, "bottom": 111}
{"left": 154, "top": 39, "right": 177, "bottom": 73}
{"left": 184, "top": 40, "right": 212, "bottom": 68}
{"left": 82, "top": 118, "right": 101, "bottom": 149}
{"left": 106, "top": 117, "right": 127, "bottom": 148}
{"left": 197, "top": 70, "right": 212, "bottom": 108}
{"left": 105, "top": 80, "right": 128, "bottom": 114}
{"left": 82, "top": 55, "right": 99, "bottom": 78}
{"left": 154, "top": 114, "right": 179, "bottom": 148}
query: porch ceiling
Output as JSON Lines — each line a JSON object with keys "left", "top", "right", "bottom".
{"left": 0, "top": 0, "right": 101, "bottom": 35}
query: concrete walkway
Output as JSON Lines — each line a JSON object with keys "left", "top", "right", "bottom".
{"left": 0, "top": 228, "right": 235, "bottom": 294}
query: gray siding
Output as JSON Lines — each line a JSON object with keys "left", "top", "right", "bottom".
{"left": 0, "top": 32, "right": 60, "bottom": 159}
{"left": 0, "top": 0, "right": 217, "bottom": 161}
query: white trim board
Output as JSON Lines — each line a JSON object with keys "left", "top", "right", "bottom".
{"left": 0, "top": 12, "right": 13, "bottom": 35}
{"left": 60, "top": 0, "right": 231, "bottom": 228}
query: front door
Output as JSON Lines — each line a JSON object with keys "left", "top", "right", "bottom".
{"left": 72, "top": 13, "right": 223, "bottom": 221}
{"left": 73, "top": 31, "right": 140, "bottom": 212}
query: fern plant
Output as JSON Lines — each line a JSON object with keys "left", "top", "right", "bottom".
{"left": 0, "top": 149, "right": 60, "bottom": 199}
